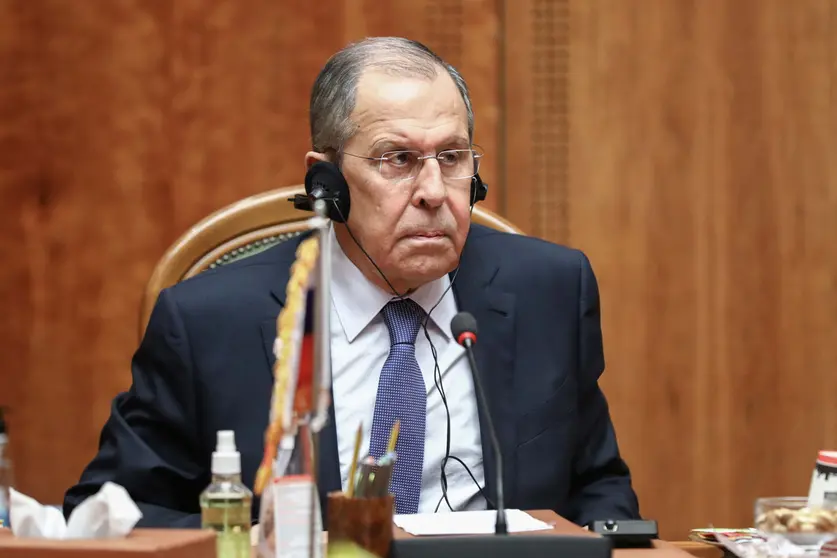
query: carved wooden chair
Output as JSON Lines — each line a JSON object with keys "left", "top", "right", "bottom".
{"left": 140, "top": 184, "right": 522, "bottom": 338}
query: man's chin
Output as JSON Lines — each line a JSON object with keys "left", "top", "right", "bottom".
{"left": 398, "top": 256, "right": 459, "bottom": 287}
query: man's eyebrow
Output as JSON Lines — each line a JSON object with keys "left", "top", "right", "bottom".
{"left": 370, "top": 134, "right": 470, "bottom": 152}
{"left": 370, "top": 138, "right": 406, "bottom": 152}
{"left": 442, "top": 135, "right": 470, "bottom": 148}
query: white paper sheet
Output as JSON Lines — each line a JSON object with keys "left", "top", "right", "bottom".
{"left": 393, "top": 509, "right": 552, "bottom": 536}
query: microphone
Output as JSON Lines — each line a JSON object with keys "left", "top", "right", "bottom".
{"left": 450, "top": 312, "right": 508, "bottom": 535}
{"left": 288, "top": 187, "right": 328, "bottom": 212}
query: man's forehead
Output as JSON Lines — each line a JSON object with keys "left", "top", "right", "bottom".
{"left": 355, "top": 69, "right": 460, "bottom": 108}
{"left": 358, "top": 70, "right": 435, "bottom": 99}
{"left": 350, "top": 69, "right": 468, "bottom": 145}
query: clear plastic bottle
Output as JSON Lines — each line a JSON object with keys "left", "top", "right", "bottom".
{"left": 0, "top": 407, "right": 12, "bottom": 529}
{"left": 200, "top": 430, "right": 252, "bottom": 558}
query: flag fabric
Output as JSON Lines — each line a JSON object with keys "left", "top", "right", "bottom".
{"left": 293, "top": 292, "right": 316, "bottom": 417}
{"left": 254, "top": 236, "right": 320, "bottom": 495}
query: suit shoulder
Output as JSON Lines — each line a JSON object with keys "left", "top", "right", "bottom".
{"left": 467, "top": 224, "right": 588, "bottom": 272}
{"left": 160, "top": 238, "right": 300, "bottom": 313}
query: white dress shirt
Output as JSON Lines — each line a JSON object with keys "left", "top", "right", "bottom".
{"left": 328, "top": 226, "right": 487, "bottom": 513}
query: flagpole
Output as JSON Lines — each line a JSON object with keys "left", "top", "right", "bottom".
{"left": 312, "top": 199, "right": 332, "bottom": 426}
{"left": 311, "top": 199, "right": 331, "bottom": 557}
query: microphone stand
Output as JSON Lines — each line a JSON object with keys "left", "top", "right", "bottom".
{"left": 462, "top": 338, "right": 508, "bottom": 535}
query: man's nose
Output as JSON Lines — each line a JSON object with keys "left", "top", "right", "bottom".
{"left": 413, "top": 158, "right": 447, "bottom": 208}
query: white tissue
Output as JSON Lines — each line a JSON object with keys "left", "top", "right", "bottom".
{"left": 10, "top": 482, "right": 142, "bottom": 539}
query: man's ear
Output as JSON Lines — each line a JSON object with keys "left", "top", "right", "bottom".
{"left": 304, "top": 151, "right": 330, "bottom": 170}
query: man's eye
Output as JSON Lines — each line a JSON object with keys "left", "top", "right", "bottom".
{"left": 387, "top": 152, "right": 413, "bottom": 166}
{"left": 438, "top": 151, "right": 460, "bottom": 165}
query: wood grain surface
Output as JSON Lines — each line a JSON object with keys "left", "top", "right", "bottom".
{"left": 1, "top": 0, "right": 835, "bottom": 542}
{"left": 565, "top": 0, "right": 837, "bottom": 540}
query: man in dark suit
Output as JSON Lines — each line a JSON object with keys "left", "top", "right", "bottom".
{"left": 64, "top": 37, "right": 640, "bottom": 528}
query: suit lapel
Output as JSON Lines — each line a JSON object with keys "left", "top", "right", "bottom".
{"left": 451, "top": 230, "right": 517, "bottom": 509}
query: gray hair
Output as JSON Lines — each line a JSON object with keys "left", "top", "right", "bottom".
{"left": 309, "top": 37, "right": 474, "bottom": 153}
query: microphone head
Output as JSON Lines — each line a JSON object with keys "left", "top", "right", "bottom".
{"left": 451, "top": 312, "right": 478, "bottom": 346}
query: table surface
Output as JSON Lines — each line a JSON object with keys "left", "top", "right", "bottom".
{"left": 2, "top": 511, "right": 724, "bottom": 558}
{"left": 0, "top": 528, "right": 216, "bottom": 558}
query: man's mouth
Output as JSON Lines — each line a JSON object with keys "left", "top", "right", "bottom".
{"left": 405, "top": 230, "right": 446, "bottom": 240}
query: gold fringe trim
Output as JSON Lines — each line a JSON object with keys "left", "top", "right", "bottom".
{"left": 254, "top": 235, "right": 320, "bottom": 495}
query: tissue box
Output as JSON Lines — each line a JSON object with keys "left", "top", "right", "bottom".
{"left": 0, "top": 528, "right": 216, "bottom": 558}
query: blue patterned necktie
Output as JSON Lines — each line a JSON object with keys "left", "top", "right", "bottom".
{"left": 368, "top": 298, "right": 427, "bottom": 514}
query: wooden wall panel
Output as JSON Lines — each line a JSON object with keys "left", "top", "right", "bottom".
{"left": 564, "top": 0, "right": 837, "bottom": 540}
{"left": 0, "top": 1, "right": 35, "bottom": 413}
{"left": 0, "top": 0, "right": 501, "bottom": 505}
{"left": 0, "top": 0, "right": 321, "bottom": 503}
{"left": 503, "top": 0, "right": 571, "bottom": 239}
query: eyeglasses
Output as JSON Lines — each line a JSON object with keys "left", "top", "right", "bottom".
{"left": 340, "top": 147, "right": 483, "bottom": 183}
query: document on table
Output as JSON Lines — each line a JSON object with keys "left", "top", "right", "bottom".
{"left": 393, "top": 510, "right": 553, "bottom": 536}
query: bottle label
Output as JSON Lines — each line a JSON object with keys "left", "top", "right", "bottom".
{"left": 808, "top": 450, "right": 837, "bottom": 509}
{"left": 257, "top": 475, "right": 321, "bottom": 558}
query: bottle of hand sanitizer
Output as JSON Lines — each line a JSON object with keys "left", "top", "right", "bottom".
{"left": 200, "top": 430, "right": 252, "bottom": 558}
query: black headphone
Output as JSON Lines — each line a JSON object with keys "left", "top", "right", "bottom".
{"left": 290, "top": 160, "right": 488, "bottom": 223}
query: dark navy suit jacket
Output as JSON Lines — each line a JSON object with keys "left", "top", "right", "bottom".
{"left": 64, "top": 224, "right": 640, "bottom": 528}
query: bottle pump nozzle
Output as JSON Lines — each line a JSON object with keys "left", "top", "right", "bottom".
{"left": 211, "top": 430, "right": 241, "bottom": 476}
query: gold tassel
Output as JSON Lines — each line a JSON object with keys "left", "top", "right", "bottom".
{"left": 254, "top": 236, "right": 320, "bottom": 495}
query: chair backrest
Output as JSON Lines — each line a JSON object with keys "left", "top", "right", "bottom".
{"left": 140, "top": 185, "right": 522, "bottom": 338}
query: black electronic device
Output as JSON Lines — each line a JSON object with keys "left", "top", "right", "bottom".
{"left": 588, "top": 519, "right": 659, "bottom": 548}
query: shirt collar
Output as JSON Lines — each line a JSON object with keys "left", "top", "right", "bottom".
{"left": 328, "top": 225, "right": 456, "bottom": 343}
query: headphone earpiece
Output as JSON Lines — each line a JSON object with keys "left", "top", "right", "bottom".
{"left": 293, "top": 161, "right": 487, "bottom": 222}
{"left": 301, "top": 161, "right": 351, "bottom": 223}
{"left": 471, "top": 173, "right": 488, "bottom": 205}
